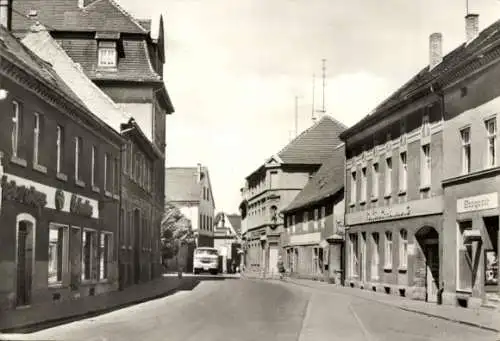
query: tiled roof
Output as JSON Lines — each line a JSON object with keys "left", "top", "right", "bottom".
{"left": 55, "top": 38, "right": 161, "bottom": 82}
{"left": 12, "top": 0, "right": 148, "bottom": 34}
{"left": 22, "top": 25, "right": 131, "bottom": 133}
{"left": 341, "top": 18, "right": 500, "bottom": 140}
{"left": 0, "top": 25, "right": 86, "bottom": 110}
{"left": 283, "top": 144, "right": 345, "bottom": 213}
{"left": 277, "top": 115, "right": 346, "bottom": 164}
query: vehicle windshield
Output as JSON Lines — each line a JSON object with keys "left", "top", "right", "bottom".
{"left": 195, "top": 249, "right": 218, "bottom": 256}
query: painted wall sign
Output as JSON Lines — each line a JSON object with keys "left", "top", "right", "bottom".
{"left": 456, "top": 192, "right": 498, "bottom": 214}
{"left": 290, "top": 232, "right": 321, "bottom": 246}
{"left": 1, "top": 175, "right": 47, "bottom": 212}
{"left": 3, "top": 173, "right": 99, "bottom": 219}
{"left": 346, "top": 196, "right": 443, "bottom": 226}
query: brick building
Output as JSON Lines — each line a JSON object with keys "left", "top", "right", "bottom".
{"left": 281, "top": 144, "right": 345, "bottom": 284}
{"left": 0, "top": 22, "right": 123, "bottom": 310}
{"left": 240, "top": 116, "right": 345, "bottom": 276}
{"left": 12, "top": 0, "right": 175, "bottom": 285}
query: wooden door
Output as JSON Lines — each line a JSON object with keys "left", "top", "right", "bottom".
{"left": 16, "top": 223, "right": 32, "bottom": 306}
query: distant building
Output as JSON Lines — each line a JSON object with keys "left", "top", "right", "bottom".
{"left": 282, "top": 144, "right": 345, "bottom": 284}
{"left": 165, "top": 164, "right": 216, "bottom": 248}
{"left": 213, "top": 212, "right": 242, "bottom": 273}
{"left": 240, "top": 116, "right": 346, "bottom": 277}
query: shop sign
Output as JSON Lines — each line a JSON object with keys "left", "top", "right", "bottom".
{"left": 367, "top": 205, "right": 411, "bottom": 222}
{"left": 457, "top": 193, "right": 498, "bottom": 214}
{"left": 290, "top": 232, "right": 321, "bottom": 246}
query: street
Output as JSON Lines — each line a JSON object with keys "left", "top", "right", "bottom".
{"left": 1, "top": 277, "right": 495, "bottom": 341}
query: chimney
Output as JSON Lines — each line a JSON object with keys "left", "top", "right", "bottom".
{"left": 465, "top": 14, "right": 479, "bottom": 43}
{"left": 0, "top": 0, "right": 12, "bottom": 30}
{"left": 196, "top": 163, "right": 202, "bottom": 183}
{"left": 429, "top": 33, "right": 443, "bottom": 70}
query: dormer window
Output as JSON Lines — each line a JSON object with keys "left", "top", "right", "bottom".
{"left": 98, "top": 41, "right": 117, "bottom": 68}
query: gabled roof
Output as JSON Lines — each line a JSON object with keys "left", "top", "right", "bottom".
{"left": 21, "top": 24, "right": 131, "bottom": 133}
{"left": 341, "top": 17, "right": 500, "bottom": 140}
{"left": 226, "top": 214, "right": 242, "bottom": 234}
{"left": 283, "top": 144, "right": 345, "bottom": 213}
{"left": 278, "top": 115, "right": 346, "bottom": 164}
{"left": 12, "top": 0, "right": 148, "bottom": 35}
{"left": 165, "top": 166, "right": 215, "bottom": 206}
{"left": 246, "top": 115, "right": 346, "bottom": 180}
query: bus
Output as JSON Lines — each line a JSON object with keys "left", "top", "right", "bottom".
{"left": 193, "top": 247, "right": 220, "bottom": 275}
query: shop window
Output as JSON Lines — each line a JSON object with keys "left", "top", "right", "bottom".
{"left": 99, "top": 232, "right": 112, "bottom": 280}
{"left": 48, "top": 224, "right": 68, "bottom": 285}
{"left": 484, "top": 216, "right": 499, "bottom": 288}
{"left": 457, "top": 221, "right": 473, "bottom": 292}
{"left": 349, "top": 233, "right": 359, "bottom": 277}
{"left": 385, "top": 231, "right": 393, "bottom": 269}
{"left": 399, "top": 229, "right": 408, "bottom": 269}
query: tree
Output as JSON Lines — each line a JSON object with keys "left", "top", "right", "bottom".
{"left": 161, "top": 202, "right": 195, "bottom": 265}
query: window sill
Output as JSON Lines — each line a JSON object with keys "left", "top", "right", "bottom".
{"left": 92, "top": 185, "right": 100, "bottom": 193}
{"left": 11, "top": 156, "right": 27, "bottom": 167}
{"left": 419, "top": 185, "right": 431, "bottom": 192}
{"left": 349, "top": 202, "right": 356, "bottom": 207}
{"left": 370, "top": 196, "right": 378, "bottom": 202}
{"left": 56, "top": 173, "right": 68, "bottom": 182}
{"left": 398, "top": 190, "right": 406, "bottom": 196}
{"left": 370, "top": 276, "right": 379, "bottom": 281}
{"left": 33, "top": 163, "right": 47, "bottom": 174}
{"left": 76, "top": 179, "right": 86, "bottom": 188}
{"left": 121, "top": 245, "right": 127, "bottom": 250}
{"left": 104, "top": 191, "right": 112, "bottom": 198}
{"left": 96, "top": 66, "right": 118, "bottom": 72}
{"left": 398, "top": 267, "right": 408, "bottom": 273}
{"left": 384, "top": 193, "right": 392, "bottom": 199}
{"left": 383, "top": 266, "right": 393, "bottom": 272}
{"left": 359, "top": 200, "right": 367, "bottom": 206}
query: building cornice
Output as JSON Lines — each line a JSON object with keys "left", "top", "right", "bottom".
{"left": 442, "top": 166, "right": 500, "bottom": 187}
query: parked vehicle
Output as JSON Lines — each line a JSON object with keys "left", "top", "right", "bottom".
{"left": 193, "top": 247, "right": 220, "bottom": 275}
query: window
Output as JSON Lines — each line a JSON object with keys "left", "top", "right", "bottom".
{"left": 82, "top": 230, "right": 97, "bottom": 281}
{"left": 314, "top": 208, "right": 319, "bottom": 230}
{"left": 399, "top": 229, "right": 408, "bottom": 269}
{"left": 33, "top": 113, "right": 42, "bottom": 165}
{"left": 123, "top": 144, "right": 128, "bottom": 175}
{"left": 48, "top": 224, "right": 66, "bottom": 285}
{"left": 422, "top": 114, "right": 430, "bottom": 138}
{"left": 399, "top": 152, "right": 407, "bottom": 193}
{"left": 349, "top": 233, "right": 359, "bottom": 277}
{"left": 302, "top": 211, "right": 308, "bottom": 232}
{"left": 104, "top": 153, "right": 109, "bottom": 192}
{"left": 74, "top": 137, "right": 82, "bottom": 181}
{"left": 99, "top": 233, "right": 112, "bottom": 280}
{"left": 91, "top": 146, "right": 97, "bottom": 187}
{"left": 385, "top": 157, "right": 392, "bottom": 196}
{"left": 98, "top": 42, "right": 117, "bottom": 67}
{"left": 457, "top": 221, "right": 473, "bottom": 291}
{"left": 385, "top": 231, "right": 393, "bottom": 269}
{"left": 461, "top": 128, "right": 471, "bottom": 174}
{"left": 371, "top": 233, "right": 380, "bottom": 280}
{"left": 56, "top": 125, "right": 64, "bottom": 174}
{"left": 12, "top": 101, "right": 21, "bottom": 158}
{"left": 350, "top": 171, "right": 357, "bottom": 204}
{"left": 113, "top": 157, "right": 119, "bottom": 194}
{"left": 291, "top": 214, "right": 296, "bottom": 234}
{"left": 421, "top": 144, "right": 431, "bottom": 187}
{"left": 372, "top": 162, "right": 379, "bottom": 199}
{"left": 320, "top": 206, "right": 326, "bottom": 229}
{"left": 360, "top": 167, "right": 367, "bottom": 202}
{"left": 400, "top": 120, "right": 407, "bottom": 145}
{"left": 486, "top": 118, "right": 497, "bottom": 167}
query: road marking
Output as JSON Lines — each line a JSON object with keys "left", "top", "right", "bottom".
{"left": 348, "top": 303, "right": 377, "bottom": 341}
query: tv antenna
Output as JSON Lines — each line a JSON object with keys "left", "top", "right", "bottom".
{"left": 314, "top": 59, "right": 327, "bottom": 121}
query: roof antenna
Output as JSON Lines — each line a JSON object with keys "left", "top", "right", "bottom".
{"left": 315, "top": 59, "right": 327, "bottom": 120}
{"left": 466, "top": 0, "right": 469, "bottom": 15}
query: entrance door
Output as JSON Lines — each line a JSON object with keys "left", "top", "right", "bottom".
{"left": 425, "top": 242, "right": 440, "bottom": 303}
{"left": 16, "top": 221, "right": 33, "bottom": 307}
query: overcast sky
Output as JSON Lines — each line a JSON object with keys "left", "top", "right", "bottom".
{"left": 119, "top": 0, "right": 500, "bottom": 214}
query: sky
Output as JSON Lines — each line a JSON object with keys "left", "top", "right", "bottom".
{"left": 118, "top": 0, "right": 500, "bottom": 214}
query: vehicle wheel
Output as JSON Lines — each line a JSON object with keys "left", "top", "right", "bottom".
{"left": 194, "top": 269, "right": 200, "bottom": 275}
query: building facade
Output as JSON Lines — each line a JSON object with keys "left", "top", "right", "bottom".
{"left": 0, "top": 24, "right": 123, "bottom": 310}
{"left": 165, "top": 165, "right": 216, "bottom": 249}
{"left": 13, "top": 0, "right": 175, "bottom": 284}
{"left": 440, "top": 15, "right": 500, "bottom": 309}
{"left": 213, "top": 212, "right": 242, "bottom": 273}
{"left": 282, "top": 145, "right": 345, "bottom": 284}
{"left": 240, "top": 116, "right": 345, "bottom": 276}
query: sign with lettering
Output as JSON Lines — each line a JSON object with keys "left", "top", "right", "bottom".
{"left": 290, "top": 232, "right": 321, "bottom": 246}
{"left": 1, "top": 175, "right": 47, "bottom": 212}
{"left": 366, "top": 205, "right": 411, "bottom": 223}
{"left": 457, "top": 193, "right": 498, "bottom": 214}
{"left": 346, "top": 196, "right": 443, "bottom": 226}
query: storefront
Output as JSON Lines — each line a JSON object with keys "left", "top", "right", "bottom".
{"left": 0, "top": 167, "right": 118, "bottom": 310}
{"left": 345, "top": 196, "right": 443, "bottom": 302}
{"left": 442, "top": 179, "right": 500, "bottom": 308}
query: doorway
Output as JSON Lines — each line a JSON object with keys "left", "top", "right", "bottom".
{"left": 16, "top": 218, "right": 35, "bottom": 307}
{"left": 416, "top": 226, "right": 440, "bottom": 303}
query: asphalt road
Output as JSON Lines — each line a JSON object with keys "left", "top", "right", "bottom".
{"left": 0, "top": 278, "right": 495, "bottom": 341}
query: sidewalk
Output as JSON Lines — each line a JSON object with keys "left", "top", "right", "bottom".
{"left": 0, "top": 275, "right": 198, "bottom": 333}
{"left": 282, "top": 277, "right": 500, "bottom": 332}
